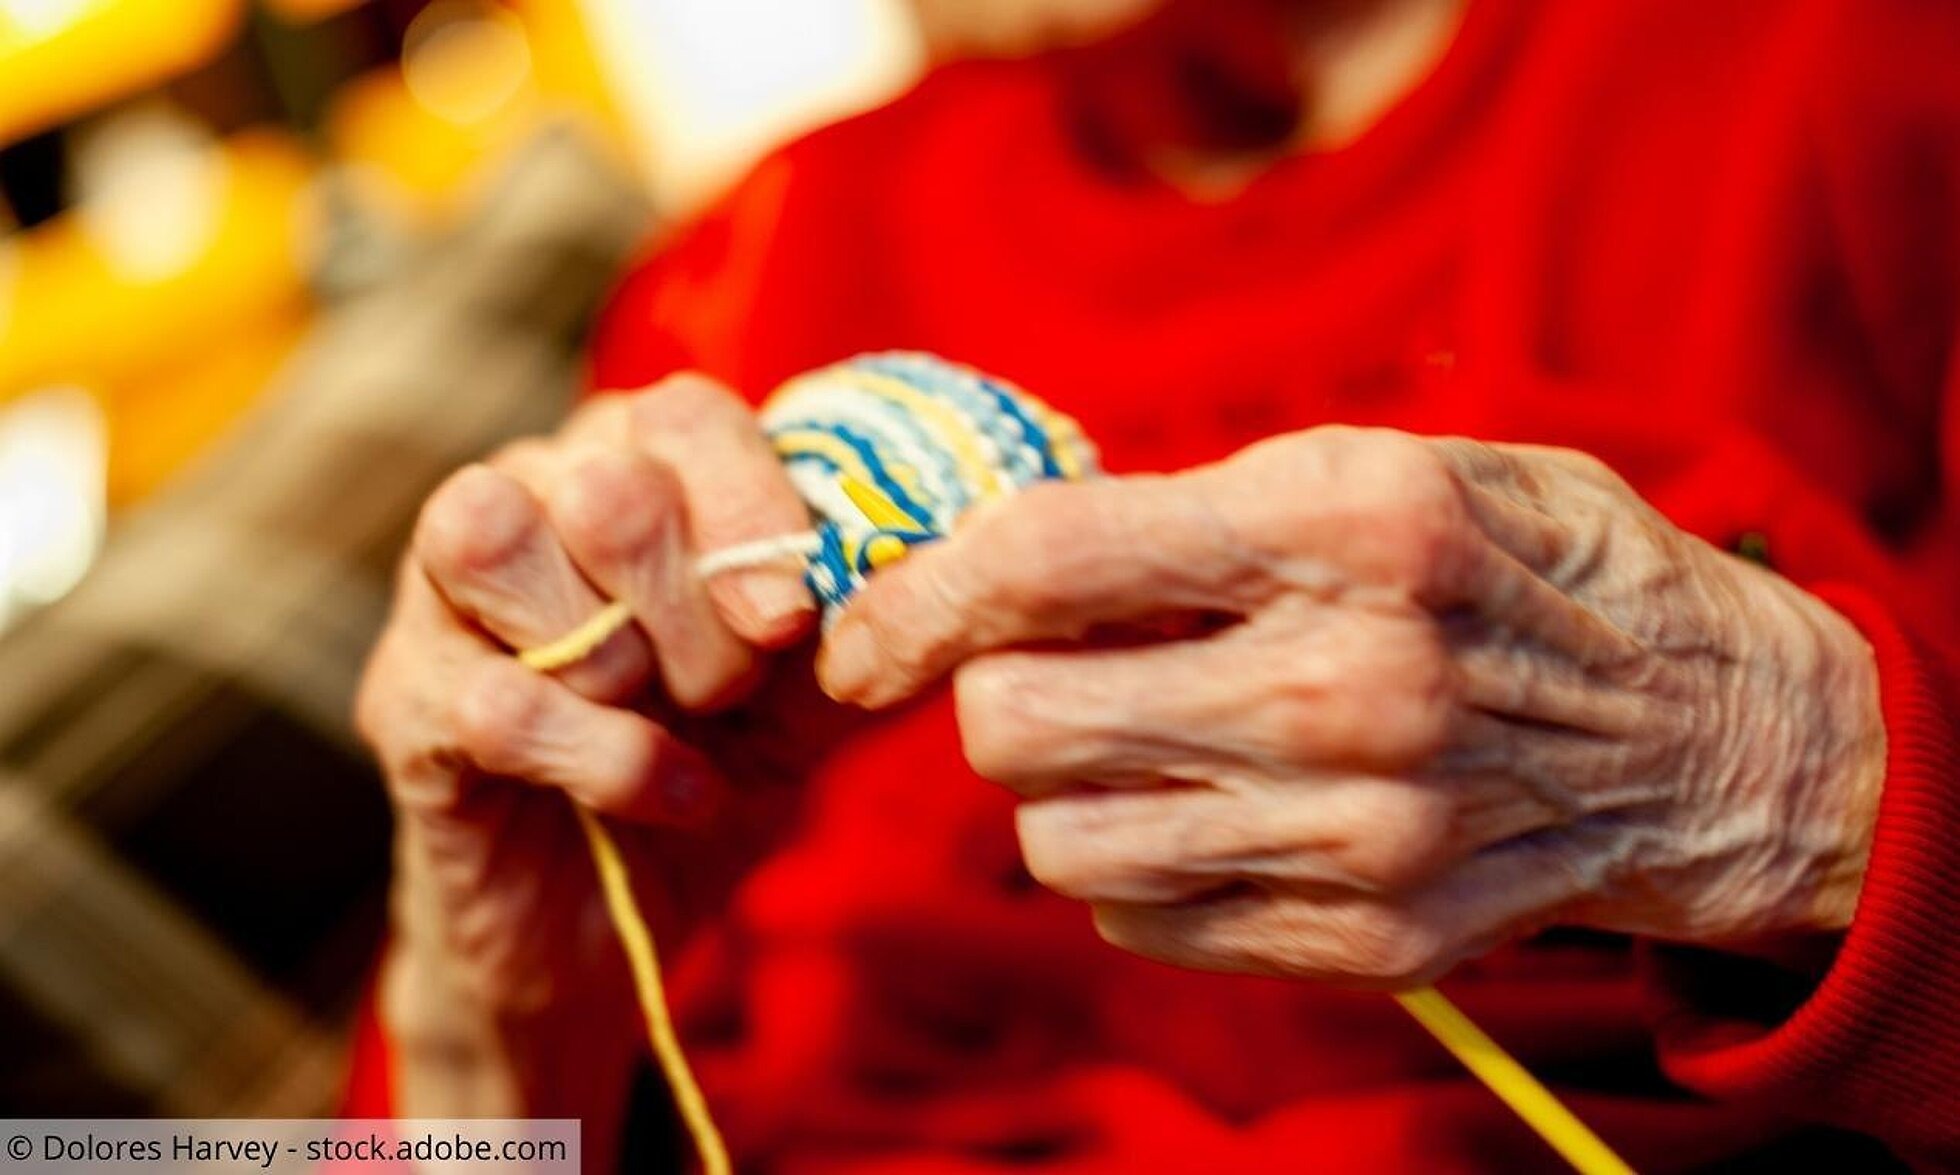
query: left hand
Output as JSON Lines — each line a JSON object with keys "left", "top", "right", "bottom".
{"left": 816, "top": 427, "right": 1888, "bottom": 987}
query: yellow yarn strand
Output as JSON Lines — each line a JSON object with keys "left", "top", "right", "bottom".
{"left": 573, "top": 804, "right": 731, "bottom": 1175}
{"left": 517, "top": 606, "right": 729, "bottom": 1175}
{"left": 1395, "top": 986, "right": 1636, "bottom": 1175}
{"left": 844, "top": 368, "right": 1010, "bottom": 499}
{"left": 517, "top": 601, "right": 634, "bottom": 672}
{"left": 837, "top": 473, "right": 922, "bottom": 530}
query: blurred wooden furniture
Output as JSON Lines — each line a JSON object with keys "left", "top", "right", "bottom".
{"left": 0, "top": 129, "right": 649, "bottom": 1116}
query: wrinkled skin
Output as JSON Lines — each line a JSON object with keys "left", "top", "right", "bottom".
{"left": 354, "top": 376, "right": 853, "bottom": 1133}
{"left": 818, "top": 427, "right": 1888, "bottom": 987}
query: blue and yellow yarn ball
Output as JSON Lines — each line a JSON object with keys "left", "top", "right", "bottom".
{"left": 759, "top": 353, "right": 1101, "bottom": 618}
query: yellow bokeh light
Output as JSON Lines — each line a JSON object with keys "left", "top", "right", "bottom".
{"left": 0, "top": 0, "right": 240, "bottom": 141}
{"left": 402, "top": 1, "right": 534, "bottom": 127}
{"left": 0, "top": 0, "right": 98, "bottom": 40}
{"left": 72, "top": 103, "right": 230, "bottom": 285}
{"left": 0, "top": 385, "right": 106, "bottom": 630}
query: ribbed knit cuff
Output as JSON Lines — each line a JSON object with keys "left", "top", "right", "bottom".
{"left": 1652, "top": 585, "right": 1960, "bottom": 1164}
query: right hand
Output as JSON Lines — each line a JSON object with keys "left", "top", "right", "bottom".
{"left": 355, "top": 375, "right": 842, "bottom": 1108}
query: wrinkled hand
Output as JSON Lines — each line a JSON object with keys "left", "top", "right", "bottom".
{"left": 818, "top": 427, "right": 1887, "bottom": 987}
{"left": 356, "top": 375, "right": 837, "bottom": 1041}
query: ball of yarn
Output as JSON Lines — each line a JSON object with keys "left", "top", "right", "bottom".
{"left": 759, "top": 352, "right": 1101, "bottom": 617}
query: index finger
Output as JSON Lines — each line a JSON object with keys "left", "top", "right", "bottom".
{"left": 630, "top": 374, "right": 819, "bottom": 647}
{"left": 816, "top": 473, "right": 1254, "bottom": 707}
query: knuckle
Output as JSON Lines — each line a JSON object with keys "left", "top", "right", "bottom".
{"left": 1257, "top": 621, "right": 1456, "bottom": 769}
{"left": 1293, "top": 619, "right": 1454, "bottom": 768}
{"left": 1551, "top": 445, "right": 1623, "bottom": 489}
{"left": 556, "top": 448, "right": 677, "bottom": 560}
{"left": 1019, "top": 842, "right": 1086, "bottom": 899}
{"left": 862, "top": 564, "right": 963, "bottom": 679}
{"left": 634, "top": 372, "right": 741, "bottom": 435}
{"left": 452, "top": 664, "right": 545, "bottom": 772}
{"left": 1360, "top": 431, "right": 1459, "bottom": 504}
{"left": 1371, "top": 625, "right": 1460, "bottom": 763}
{"left": 562, "top": 394, "right": 630, "bottom": 440}
{"left": 1015, "top": 806, "right": 1097, "bottom": 899}
{"left": 720, "top": 481, "right": 805, "bottom": 536}
{"left": 953, "top": 658, "right": 1033, "bottom": 782}
{"left": 1258, "top": 659, "right": 1337, "bottom": 761}
{"left": 953, "top": 655, "right": 1106, "bottom": 789}
{"left": 356, "top": 648, "right": 462, "bottom": 805}
{"left": 1332, "top": 906, "right": 1447, "bottom": 987}
{"left": 351, "top": 642, "right": 402, "bottom": 751}
{"left": 692, "top": 459, "right": 807, "bottom": 539}
{"left": 1331, "top": 785, "right": 1459, "bottom": 891}
{"left": 488, "top": 437, "right": 556, "bottom": 476}
{"left": 414, "top": 464, "right": 539, "bottom": 580}
{"left": 1017, "top": 797, "right": 1179, "bottom": 902}
{"left": 351, "top": 655, "right": 397, "bottom": 755}
{"left": 1241, "top": 428, "right": 1473, "bottom": 592}
{"left": 1360, "top": 444, "right": 1470, "bottom": 589}
{"left": 972, "top": 484, "right": 1093, "bottom": 616}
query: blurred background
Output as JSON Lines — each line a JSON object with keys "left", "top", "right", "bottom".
{"left": 0, "top": 0, "right": 926, "bottom": 1116}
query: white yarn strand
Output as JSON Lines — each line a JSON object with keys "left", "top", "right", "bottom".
{"left": 694, "top": 531, "right": 825, "bottom": 579}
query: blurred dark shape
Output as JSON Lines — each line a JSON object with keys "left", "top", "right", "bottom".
{"left": 0, "top": 128, "right": 66, "bottom": 228}
{"left": 0, "top": 124, "right": 650, "bottom": 1116}
{"left": 221, "top": 2, "right": 405, "bottom": 134}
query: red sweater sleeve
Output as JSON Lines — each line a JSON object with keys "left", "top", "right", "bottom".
{"left": 1654, "top": 596, "right": 1960, "bottom": 1165}
{"left": 1650, "top": 3, "right": 1960, "bottom": 1163}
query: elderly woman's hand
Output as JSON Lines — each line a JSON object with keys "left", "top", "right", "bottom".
{"left": 817, "top": 427, "right": 1888, "bottom": 986}
{"left": 354, "top": 375, "right": 835, "bottom": 1123}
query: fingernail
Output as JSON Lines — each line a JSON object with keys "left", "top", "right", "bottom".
{"left": 738, "top": 573, "right": 816, "bottom": 644}
{"left": 818, "top": 619, "right": 875, "bottom": 703}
